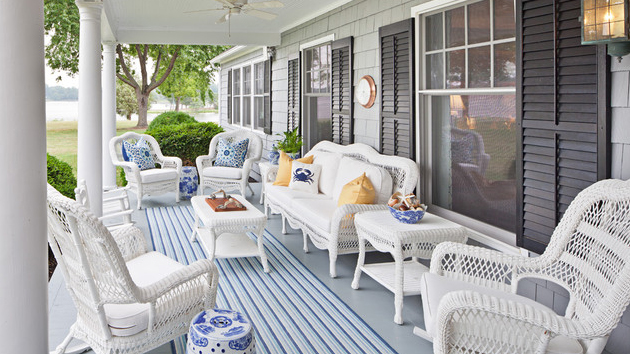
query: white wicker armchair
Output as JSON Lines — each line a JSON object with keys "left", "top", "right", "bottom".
{"left": 47, "top": 184, "right": 219, "bottom": 354}
{"left": 196, "top": 130, "right": 262, "bottom": 196}
{"left": 75, "top": 179, "right": 133, "bottom": 231}
{"left": 110, "top": 132, "right": 182, "bottom": 209}
{"left": 421, "top": 179, "right": 630, "bottom": 354}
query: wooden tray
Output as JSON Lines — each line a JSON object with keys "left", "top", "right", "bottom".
{"left": 205, "top": 197, "right": 247, "bottom": 212}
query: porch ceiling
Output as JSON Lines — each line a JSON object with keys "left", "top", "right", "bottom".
{"left": 102, "top": 0, "right": 352, "bottom": 46}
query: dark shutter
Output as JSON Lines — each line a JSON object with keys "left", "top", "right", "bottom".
{"left": 287, "top": 57, "right": 300, "bottom": 131}
{"left": 227, "top": 69, "right": 232, "bottom": 124}
{"left": 379, "top": 18, "right": 415, "bottom": 159}
{"left": 331, "top": 37, "right": 353, "bottom": 145}
{"left": 263, "top": 59, "right": 272, "bottom": 134}
{"left": 517, "top": 0, "right": 610, "bottom": 253}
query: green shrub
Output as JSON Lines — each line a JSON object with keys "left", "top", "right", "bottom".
{"left": 47, "top": 153, "right": 77, "bottom": 198}
{"left": 146, "top": 111, "right": 196, "bottom": 132}
{"left": 147, "top": 122, "right": 224, "bottom": 166}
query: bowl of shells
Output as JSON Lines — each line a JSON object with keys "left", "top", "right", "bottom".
{"left": 387, "top": 192, "right": 427, "bottom": 224}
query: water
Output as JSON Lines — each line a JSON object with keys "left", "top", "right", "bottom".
{"left": 46, "top": 101, "right": 219, "bottom": 123}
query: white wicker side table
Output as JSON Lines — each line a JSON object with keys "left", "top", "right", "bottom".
{"left": 190, "top": 194, "right": 270, "bottom": 272}
{"left": 351, "top": 210, "right": 468, "bottom": 324}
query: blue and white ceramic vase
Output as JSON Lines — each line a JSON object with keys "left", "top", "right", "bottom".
{"left": 179, "top": 166, "right": 198, "bottom": 199}
{"left": 187, "top": 309, "right": 255, "bottom": 354}
{"left": 268, "top": 150, "right": 280, "bottom": 165}
{"left": 286, "top": 152, "right": 301, "bottom": 160}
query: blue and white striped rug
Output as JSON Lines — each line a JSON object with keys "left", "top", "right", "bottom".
{"left": 146, "top": 205, "right": 398, "bottom": 354}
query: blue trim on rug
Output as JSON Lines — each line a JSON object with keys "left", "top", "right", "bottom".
{"left": 146, "top": 206, "right": 399, "bottom": 354}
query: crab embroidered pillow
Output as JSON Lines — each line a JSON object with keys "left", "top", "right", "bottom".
{"left": 214, "top": 138, "right": 249, "bottom": 168}
{"left": 289, "top": 161, "right": 322, "bottom": 194}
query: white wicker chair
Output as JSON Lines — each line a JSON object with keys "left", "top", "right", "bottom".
{"left": 421, "top": 178, "right": 630, "bottom": 354}
{"left": 47, "top": 184, "right": 219, "bottom": 354}
{"left": 75, "top": 179, "right": 134, "bottom": 231}
{"left": 109, "top": 132, "right": 182, "bottom": 209}
{"left": 196, "top": 130, "right": 262, "bottom": 196}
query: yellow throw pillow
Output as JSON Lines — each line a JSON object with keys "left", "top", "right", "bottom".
{"left": 273, "top": 152, "right": 314, "bottom": 186}
{"left": 337, "top": 172, "right": 376, "bottom": 206}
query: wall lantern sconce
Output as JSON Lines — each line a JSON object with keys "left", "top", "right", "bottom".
{"left": 582, "top": 0, "right": 630, "bottom": 60}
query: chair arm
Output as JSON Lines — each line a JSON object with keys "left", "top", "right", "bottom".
{"left": 433, "top": 290, "right": 599, "bottom": 354}
{"left": 329, "top": 203, "right": 389, "bottom": 240}
{"left": 241, "top": 157, "right": 259, "bottom": 175}
{"left": 264, "top": 164, "right": 279, "bottom": 183}
{"left": 110, "top": 226, "right": 148, "bottom": 261}
{"left": 159, "top": 156, "right": 182, "bottom": 172}
{"left": 136, "top": 259, "right": 219, "bottom": 303}
{"left": 429, "top": 242, "right": 553, "bottom": 292}
{"left": 112, "top": 160, "right": 142, "bottom": 183}
{"left": 196, "top": 154, "right": 214, "bottom": 171}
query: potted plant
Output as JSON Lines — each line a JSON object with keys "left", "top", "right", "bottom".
{"left": 269, "top": 127, "right": 303, "bottom": 164}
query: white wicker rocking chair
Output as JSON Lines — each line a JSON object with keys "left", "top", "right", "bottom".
{"left": 110, "top": 132, "right": 182, "bottom": 209}
{"left": 420, "top": 179, "right": 630, "bottom": 354}
{"left": 47, "top": 184, "right": 219, "bottom": 354}
{"left": 196, "top": 130, "right": 262, "bottom": 197}
{"left": 75, "top": 179, "right": 134, "bottom": 231}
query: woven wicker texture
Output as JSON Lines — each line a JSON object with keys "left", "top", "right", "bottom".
{"left": 47, "top": 184, "right": 218, "bottom": 354}
{"left": 264, "top": 141, "right": 419, "bottom": 277}
{"left": 196, "top": 130, "right": 262, "bottom": 197}
{"left": 110, "top": 132, "right": 182, "bottom": 209}
{"left": 430, "top": 179, "right": 630, "bottom": 354}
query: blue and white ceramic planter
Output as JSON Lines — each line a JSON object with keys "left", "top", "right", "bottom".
{"left": 187, "top": 309, "right": 255, "bottom": 354}
{"left": 267, "top": 150, "right": 280, "bottom": 165}
{"left": 179, "top": 166, "right": 198, "bottom": 200}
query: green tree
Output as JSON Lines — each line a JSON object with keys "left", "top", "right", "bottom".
{"left": 44, "top": 0, "right": 228, "bottom": 128}
{"left": 116, "top": 79, "right": 138, "bottom": 120}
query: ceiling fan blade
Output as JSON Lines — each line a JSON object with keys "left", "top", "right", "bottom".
{"left": 215, "top": 0, "right": 238, "bottom": 6}
{"left": 243, "top": 8, "right": 277, "bottom": 20}
{"left": 245, "top": 1, "right": 284, "bottom": 9}
{"left": 216, "top": 12, "right": 231, "bottom": 24}
{"left": 184, "top": 8, "right": 224, "bottom": 13}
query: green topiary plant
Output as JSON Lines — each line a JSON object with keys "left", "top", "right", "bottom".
{"left": 275, "top": 127, "right": 303, "bottom": 154}
{"left": 47, "top": 153, "right": 77, "bottom": 198}
{"left": 146, "top": 111, "right": 197, "bottom": 132}
{"left": 146, "top": 122, "right": 224, "bottom": 166}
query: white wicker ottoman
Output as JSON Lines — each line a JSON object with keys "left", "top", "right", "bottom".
{"left": 187, "top": 309, "right": 256, "bottom": 354}
{"left": 351, "top": 210, "right": 468, "bottom": 324}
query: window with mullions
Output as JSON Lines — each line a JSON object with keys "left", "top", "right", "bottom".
{"left": 229, "top": 59, "right": 271, "bottom": 132}
{"left": 232, "top": 68, "right": 241, "bottom": 125}
{"left": 303, "top": 43, "right": 332, "bottom": 151}
{"left": 420, "top": 0, "right": 517, "bottom": 235}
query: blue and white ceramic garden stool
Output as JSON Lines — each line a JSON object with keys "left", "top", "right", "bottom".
{"left": 179, "top": 166, "right": 199, "bottom": 199}
{"left": 187, "top": 309, "right": 255, "bottom": 354}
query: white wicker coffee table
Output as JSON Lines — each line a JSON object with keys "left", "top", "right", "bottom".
{"left": 351, "top": 210, "right": 467, "bottom": 324}
{"left": 190, "top": 194, "right": 269, "bottom": 273}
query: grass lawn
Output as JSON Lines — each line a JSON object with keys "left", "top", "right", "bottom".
{"left": 46, "top": 120, "right": 146, "bottom": 177}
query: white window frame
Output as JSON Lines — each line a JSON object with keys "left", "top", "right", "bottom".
{"left": 413, "top": 0, "right": 523, "bottom": 254}
{"left": 229, "top": 57, "right": 268, "bottom": 134}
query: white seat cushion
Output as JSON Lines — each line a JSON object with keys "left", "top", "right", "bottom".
{"left": 332, "top": 157, "right": 393, "bottom": 204}
{"left": 202, "top": 166, "right": 243, "bottom": 180}
{"left": 139, "top": 168, "right": 178, "bottom": 184}
{"left": 291, "top": 198, "right": 338, "bottom": 232}
{"left": 420, "top": 273, "right": 583, "bottom": 354}
{"left": 265, "top": 184, "right": 330, "bottom": 208}
{"left": 308, "top": 151, "right": 342, "bottom": 196}
{"left": 103, "top": 252, "right": 184, "bottom": 336}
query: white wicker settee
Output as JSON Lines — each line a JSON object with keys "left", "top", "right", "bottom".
{"left": 263, "top": 140, "right": 419, "bottom": 278}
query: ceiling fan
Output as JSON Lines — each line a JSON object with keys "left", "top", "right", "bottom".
{"left": 186, "top": 0, "right": 284, "bottom": 24}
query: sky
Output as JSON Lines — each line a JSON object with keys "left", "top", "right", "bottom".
{"left": 45, "top": 65, "right": 79, "bottom": 88}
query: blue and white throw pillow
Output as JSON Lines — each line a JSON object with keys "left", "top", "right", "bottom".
{"left": 214, "top": 138, "right": 249, "bottom": 168}
{"left": 123, "top": 139, "right": 155, "bottom": 171}
{"left": 289, "top": 161, "right": 322, "bottom": 194}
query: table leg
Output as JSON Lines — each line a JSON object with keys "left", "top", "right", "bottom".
{"left": 351, "top": 237, "right": 366, "bottom": 290}
{"left": 394, "top": 254, "right": 404, "bottom": 325}
{"left": 207, "top": 229, "right": 217, "bottom": 261}
{"left": 256, "top": 227, "right": 270, "bottom": 273}
{"left": 259, "top": 180, "right": 265, "bottom": 204}
{"left": 190, "top": 214, "right": 200, "bottom": 242}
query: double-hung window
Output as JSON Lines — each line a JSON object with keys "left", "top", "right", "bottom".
{"left": 229, "top": 58, "right": 271, "bottom": 133}
{"left": 416, "top": 0, "right": 517, "bottom": 242}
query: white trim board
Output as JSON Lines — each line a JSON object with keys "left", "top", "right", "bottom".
{"left": 299, "top": 34, "right": 335, "bottom": 51}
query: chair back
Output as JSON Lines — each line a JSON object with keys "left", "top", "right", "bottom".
{"left": 109, "top": 131, "right": 164, "bottom": 165}
{"left": 74, "top": 179, "right": 90, "bottom": 209}
{"left": 208, "top": 130, "right": 263, "bottom": 162}
{"left": 47, "top": 185, "right": 140, "bottom": 317}
{"left": 539, "top": 179, "right": 630, "bottom": 333}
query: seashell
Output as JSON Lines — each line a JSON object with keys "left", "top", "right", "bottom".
{"left": 388, "top": 198, "right": 398, "bottom": 207}
{"left": 399, "top": 204, "right": 409, "bottom": 211}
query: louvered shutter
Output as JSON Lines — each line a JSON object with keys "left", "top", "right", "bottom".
{"left": 227, "top": 69, "right": 232, "bottom": 124}
{"left": 287, "top": 57, "right": 300, "bottom": 131}
{"left": 517, "top": 0, "right": 610, "bottom": 253}
{"left": 379, "top": 18, "right": 415, "bottom": 159}
{"left": 263, "top": 59, "right": 272, "bottom": 134}
{"left": 331, "top": 37, "right": 353, "bottom": 145}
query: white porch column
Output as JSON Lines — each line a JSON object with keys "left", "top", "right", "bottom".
{"left": 102, "top": 42, "right": 117, "bottom": 190}
{"left": 76, "top": 0, "right": 103, "bottom": 216}
{"left": 0, "top": 0, "right": 48, "bottom": 353}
